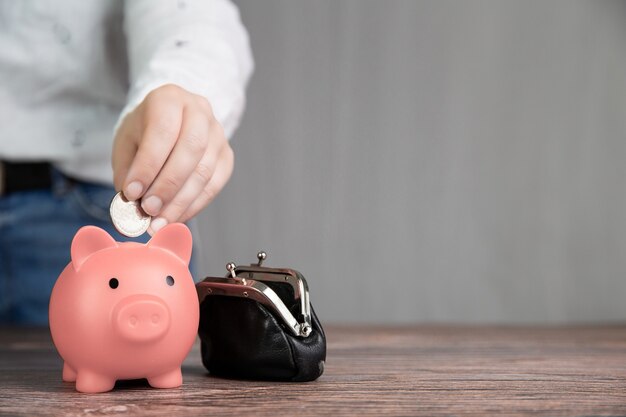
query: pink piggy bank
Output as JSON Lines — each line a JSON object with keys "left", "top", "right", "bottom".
{"left": 49, "top": 223, "right": 199, "bottom": 393}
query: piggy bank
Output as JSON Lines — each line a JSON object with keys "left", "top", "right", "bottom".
{"left": 49, "top": 223, "right": 199, "bottom": 393}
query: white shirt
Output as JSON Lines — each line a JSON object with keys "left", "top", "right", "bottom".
{"left": 0, "top": 0, "right": 253, "bottom": 184}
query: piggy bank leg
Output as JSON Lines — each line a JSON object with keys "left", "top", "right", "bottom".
{"left": 75, "top": 370, "right": 116, "bottom": 393}
{"left": 62, "top": 362, "right": 77, "bottom": 382}
{"left": 147, "top": 368, "right": 182, "bottom": 389}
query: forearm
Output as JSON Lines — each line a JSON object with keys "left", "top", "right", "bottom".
{"left": 118, "top": 0, "right": 254, "bottom": 137}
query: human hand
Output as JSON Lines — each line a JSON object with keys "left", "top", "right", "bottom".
{"left": 112, "top": 84, "right": 234, "bottom": 234}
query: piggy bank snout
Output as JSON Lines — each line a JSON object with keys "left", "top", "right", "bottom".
{"left": 113, "top": 296, "right": 171, "bottom": 343}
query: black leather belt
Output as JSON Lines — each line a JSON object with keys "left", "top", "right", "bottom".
{"left": 0, "top": 161, "right": 53, "bottom": 196}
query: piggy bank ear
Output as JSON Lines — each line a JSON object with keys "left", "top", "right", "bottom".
{"left": 71, "top": 226, "right": 118, "bottom": 270}
{"left": 147, "top": 223, "right": 192, "bottom": 265}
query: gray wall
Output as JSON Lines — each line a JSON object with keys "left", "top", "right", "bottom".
{"left": 196, "top": 0, "right": 626, "bottom": 324}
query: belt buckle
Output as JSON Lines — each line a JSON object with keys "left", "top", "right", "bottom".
{"left": 0, "top": 161, "right": 5, "bottom": 196}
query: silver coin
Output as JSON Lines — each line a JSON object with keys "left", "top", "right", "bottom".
{"left": 109, "top": 191, "right": 151, "bottom": 237}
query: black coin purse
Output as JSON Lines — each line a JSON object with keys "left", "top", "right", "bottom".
{"left": 196, "top": 252, "right": 326, "bottom": 382}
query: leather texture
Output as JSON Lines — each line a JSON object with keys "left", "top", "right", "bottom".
{"left": 198, "top": 280, "right": 326, "bottom": 382}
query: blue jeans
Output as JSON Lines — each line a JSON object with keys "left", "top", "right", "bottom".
{"left": 0, "top": 171, "right": 150, "bottom": 325}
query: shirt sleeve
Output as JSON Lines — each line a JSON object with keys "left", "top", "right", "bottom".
{"left": 117, "top": 0, "right": 254, "bottom": 138}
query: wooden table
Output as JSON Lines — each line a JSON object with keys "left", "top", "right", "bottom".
{"left": 1, "top": 325, "right": 626, "bottom": 416}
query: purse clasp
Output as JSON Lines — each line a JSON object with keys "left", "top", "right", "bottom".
{"left": 196, "top": 251, "right": 313, "bottom": 338}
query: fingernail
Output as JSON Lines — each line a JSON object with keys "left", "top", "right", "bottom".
{"left": 150, "top": 217, "right": 167, "bottom": 233}
{"left": 124, "top": 181, "right": 143, "bottom": 201}
{"left": 142, "top": 196, "right": 163, "bottom": 215}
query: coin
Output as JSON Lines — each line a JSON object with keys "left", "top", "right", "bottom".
{"left": 109, "top": 191, "right": 151, "bottom": 237}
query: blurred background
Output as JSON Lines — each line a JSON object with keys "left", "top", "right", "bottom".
{"left": 195, "top": 0, "right": 626, "bottom": 324}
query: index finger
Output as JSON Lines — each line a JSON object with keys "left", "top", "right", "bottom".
{"left": 123, "top": 100, "right": 183, "bottom": 201}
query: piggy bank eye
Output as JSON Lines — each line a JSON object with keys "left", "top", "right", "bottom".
{"left": 109, "top": 278, "right": 119, "bottom": 289}
{"left": 166, "top": 275, "right": 175, "bottom": 286}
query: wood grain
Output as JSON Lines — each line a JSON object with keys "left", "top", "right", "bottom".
{"left": 1, "top": 325, "right": 626, "bottom": 416}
